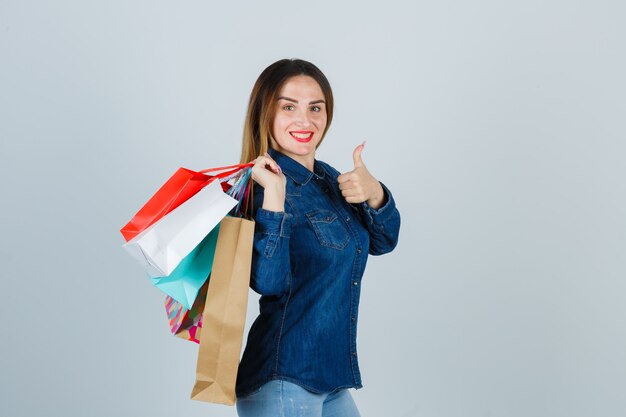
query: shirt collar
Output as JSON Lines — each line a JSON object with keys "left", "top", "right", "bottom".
{"left": 268, "top": 148, "right": 326, "bottom": 185}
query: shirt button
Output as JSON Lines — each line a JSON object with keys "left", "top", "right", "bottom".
{"left": 351, "top": 352, "right": 357, "bottom": 356}
{"left": 346, "top": 217, "right": 351, "bottom": 222}
{"left": 357, "top": 248, "right": 362, "bottom": 254}
{"left": 351, "top": 316, "right": 356, "bottom": 321}
{"left": 353, "top": 281, "right": 358, "bottom": 286}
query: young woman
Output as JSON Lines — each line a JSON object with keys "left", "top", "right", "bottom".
{"left": 236, "top": 58, "right": 401, "bottom": 417}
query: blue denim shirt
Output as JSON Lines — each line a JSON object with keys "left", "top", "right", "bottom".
{"left": 236, "top": 148, "right": 401, "bottom": 397}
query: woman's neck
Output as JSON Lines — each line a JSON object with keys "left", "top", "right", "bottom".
{"left": 270, "top": 145, "right": 315, "bottom": 172}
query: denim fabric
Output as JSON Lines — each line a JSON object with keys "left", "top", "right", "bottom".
{"left": 236, "top": 379, "right": 361, "bottom": 417}
{"left": 236, "top": 148, "right": 401, "bottom": 397}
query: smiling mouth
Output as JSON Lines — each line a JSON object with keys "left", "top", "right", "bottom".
{"left": 289, "top": 131, "right": 314, "bottom": 142}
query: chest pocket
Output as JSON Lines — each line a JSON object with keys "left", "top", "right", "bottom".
{"left": 305, "top": 209, "right": 350, "bottom": 250}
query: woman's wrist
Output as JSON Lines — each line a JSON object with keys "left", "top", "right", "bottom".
{"left": 262, "top": 184, "right": 286, "bottom": 212}
{"left": 366, "top": 182, "right": 385, "bottom": 210}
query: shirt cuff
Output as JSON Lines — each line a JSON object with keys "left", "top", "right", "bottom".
{"left": 254, "top": 208, "right": 293, "bottom": 238}
{"left": 359, "top": 182, "right": 397, "bottom": 225}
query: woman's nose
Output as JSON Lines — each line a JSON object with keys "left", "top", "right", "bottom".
{"left": 295, "top": 109, "right": 312, "bottom": 127}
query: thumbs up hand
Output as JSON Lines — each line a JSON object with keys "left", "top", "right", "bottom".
{"left": 337, "top": 142, "right": 386, "bottom": 209}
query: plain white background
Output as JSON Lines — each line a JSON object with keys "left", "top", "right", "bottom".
{"left": 1, "top": 1, "right": 625, "bottom": 416}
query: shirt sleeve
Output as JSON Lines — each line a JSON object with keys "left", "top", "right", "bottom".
{"left": 353, "top": 181, "right": 401, "bottom": 255}
{"left": 249, "top": 187, "right": 293, "bottom": 295}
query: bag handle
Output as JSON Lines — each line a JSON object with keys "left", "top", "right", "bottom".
{"left": 197, "top": 163, "right": 254, "bottom": 187}
{"left": 199, "top": 163, "right": 254, "bottom": 177}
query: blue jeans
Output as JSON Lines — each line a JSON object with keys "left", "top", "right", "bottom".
{"left": 236, "top": 379, "right": 361, "bottom": 417}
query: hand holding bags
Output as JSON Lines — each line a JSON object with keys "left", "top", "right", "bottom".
{"left": 190, "top": 215, "right": 255, "bottom": 405}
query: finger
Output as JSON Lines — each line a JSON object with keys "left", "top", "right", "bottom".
{"left": 352, "top": 141, "right": 366, "bottom": 168}
{"left": 254, "top": 156, "right": 281, "bottom": 174}
{"left": 344, "top": 195, "right": 366, "bottom": 204}
{"left": 338, "top": 171, "right": 358, "bottom": 184}
{"left": 337, "top": 173, "right": 351, "bottom": 184}
{"left": 265, "top": 152, "right": 283, "bottom": 173}
{"left": 338, "top": 177, "right": 361, "bottom": 189}
{"left": 339, "top": 184, "right": 362, "bottom": 197}
{"left": 267, "top": 159, "right": 280, "bottom": 172}
{"left": 338, "top": 181, "right": 352, "bottom": 191}
{"left": 260, "top": 155, "right": 281, "bottom": 173}
{"left": 266, "top": 161, "right": 282, "bottom": 174}
{"left": 341, "top": 188, "right": 360, "bottom": 198}
{"left": 340, "top": 182, "right": 362, "bottom": 194}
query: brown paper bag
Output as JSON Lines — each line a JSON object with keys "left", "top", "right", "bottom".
{"left": 190, "top": 216, "right": 254, "bottom": 405}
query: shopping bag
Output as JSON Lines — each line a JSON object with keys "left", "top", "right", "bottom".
{"left": 190, "top": 215, "right": 254, "bottom": 405}
{"left": 121, "top": 163, "right": 252, "bottom": 242}
{"left": 165, "top": 280, "right": 208, "bottom": 344}
{"left": 151, "top": 223, "right": 220, "bottom": 310}
{"left": 161, "top": 169, "right": 253, "bottom": 341}
{"left": 122, "top": 180, "right": 237, "bottom": 277}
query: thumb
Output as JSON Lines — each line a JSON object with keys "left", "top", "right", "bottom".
{"left": 352, "top": 141, "right": 366, "bottom": 168}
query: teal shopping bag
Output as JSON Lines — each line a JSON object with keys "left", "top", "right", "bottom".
{"left": 150, "top": 224, "right": 220, "bottom": 309}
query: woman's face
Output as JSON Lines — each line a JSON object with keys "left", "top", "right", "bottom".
{"left": 270, "top": 75, "right": 328, "bottom": 166}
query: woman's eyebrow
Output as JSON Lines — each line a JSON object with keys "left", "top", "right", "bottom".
{"left": 277, "top": 96, "right": 325, "bottom": 105}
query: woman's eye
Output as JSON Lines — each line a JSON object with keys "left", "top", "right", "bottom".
{"left": 311, "top": 106, "right": 321, "bottom": 112}
{"left": 283, "top": 105, "right": 295, "bottom": 111}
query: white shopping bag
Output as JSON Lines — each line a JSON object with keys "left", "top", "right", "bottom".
{"left": 123, "top": 180, "right": 238, "bottom": 277}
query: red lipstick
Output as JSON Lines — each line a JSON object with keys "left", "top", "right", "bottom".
{"left": 289, "top": 130, "right": 314, "bottom": 143}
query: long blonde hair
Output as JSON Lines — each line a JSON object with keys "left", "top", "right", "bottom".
{"left": 239, "top": 59, "right": 334, "bottom": 164}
